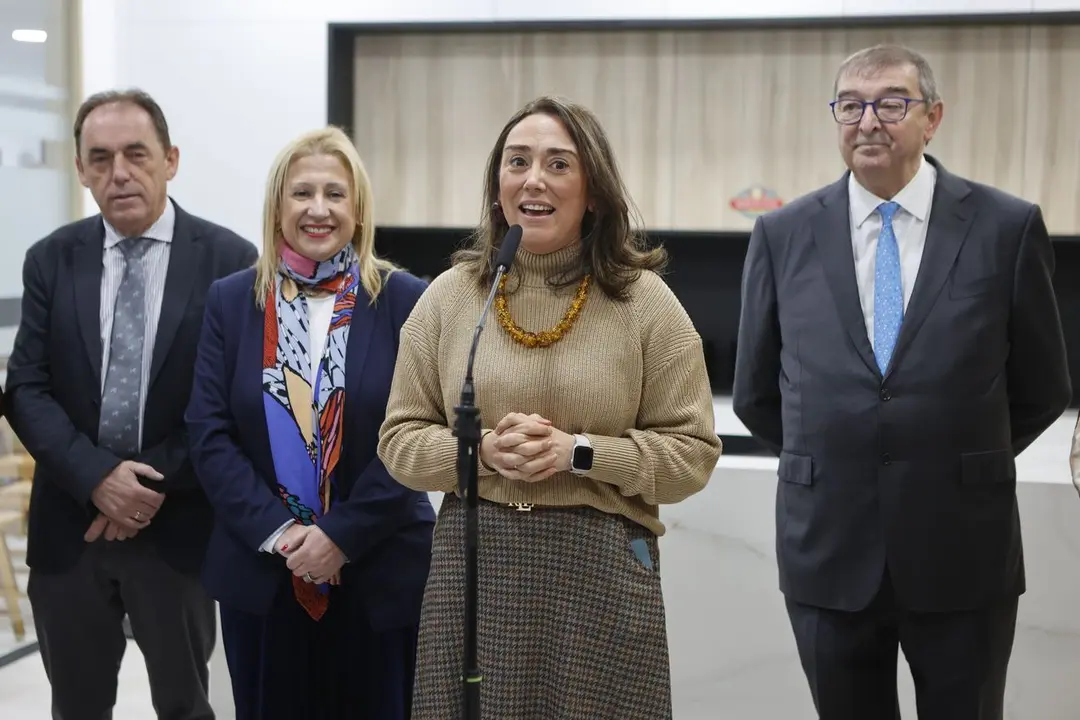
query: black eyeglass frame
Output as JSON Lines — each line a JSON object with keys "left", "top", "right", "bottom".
{"left": 829, "top": 97, "right": 928, "bottom": 125}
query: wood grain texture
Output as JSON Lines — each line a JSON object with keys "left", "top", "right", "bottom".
{"left": 351, "top": 25, "right": 1080, "bottom": 233}
{"left": 1024, "top": 25, "right": 1080, "bottom": 236}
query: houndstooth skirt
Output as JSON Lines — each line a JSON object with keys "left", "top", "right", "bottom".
{"left": 411, "top": 493, "right": 673, "bottom": 720}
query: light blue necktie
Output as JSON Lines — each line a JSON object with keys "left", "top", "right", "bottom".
{"left": 873, "top": 201, "right": 902, "bottom": 373}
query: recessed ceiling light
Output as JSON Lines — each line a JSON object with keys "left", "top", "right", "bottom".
{"left": 12, "top": 29, "right": 48, "bottom": 43}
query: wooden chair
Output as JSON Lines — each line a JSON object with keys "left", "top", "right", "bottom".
{"left": 0, "top": 478, "right": 30, "bottom": 534}
{"left": 0, "top": 509, "right": 25, "bottom": 640}
{"left": 0, "top": 415, "right": 32, "bottom": 641}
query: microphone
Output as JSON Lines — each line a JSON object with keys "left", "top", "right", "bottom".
{"left": 492, "top": 223, "right": 522, "bottom": 273}
{"left": 453, "top": 224, "right": 521, "bottom": 720}
{"left": 462, "top": 224, "right": 522, "bottom": 402}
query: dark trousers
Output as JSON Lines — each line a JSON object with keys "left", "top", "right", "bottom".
{"left": 785, "top": 570, "right": 1018, "bottom": 720}
{"left": 27, "top": 536, "right": 216, "bottom": 720}
{"left": 220, "top": 575, "right": 418, "bottom": 720}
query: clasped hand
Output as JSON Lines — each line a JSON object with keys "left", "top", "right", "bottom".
{"left": 480, "top": 412, "right": 575, "bottom": 482}
{"left": 276, "top": 524, "right": 347, "bottom": 586}
{"left": 84, "top": 460, "right": 165, "bottom": 542}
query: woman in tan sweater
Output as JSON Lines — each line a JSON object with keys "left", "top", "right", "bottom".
{"left": 378, "top": 95, "right": 722, "bottom": 719}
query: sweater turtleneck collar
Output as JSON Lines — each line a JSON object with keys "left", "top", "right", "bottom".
{"left": 509, "top": 241, "right": 584, "bottom": 289}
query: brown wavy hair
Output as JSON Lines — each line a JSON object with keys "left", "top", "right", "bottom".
{"left": 451, "top": 95, "right": 666, "bottom": 300}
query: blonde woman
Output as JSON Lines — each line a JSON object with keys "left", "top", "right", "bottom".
{"left": 185, "top": 127, "right": 434, "bottom": 719}
{"left": 378, "top": 96, "right": 721, "bottom": 718}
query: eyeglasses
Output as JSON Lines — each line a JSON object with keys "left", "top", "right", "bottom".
{"left": 830, "top": 97, "right": 926, "bottom": 125}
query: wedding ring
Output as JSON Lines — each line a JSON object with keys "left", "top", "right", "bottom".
{"left": 304, "top": 572, "right": 315, "bottom": 583}
{"left": 134, "top": 511, "right": 143, "bottom": 521}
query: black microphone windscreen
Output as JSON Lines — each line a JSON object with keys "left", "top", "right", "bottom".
{"left": 494, "top": 225, "right": 523, "bottom": 271}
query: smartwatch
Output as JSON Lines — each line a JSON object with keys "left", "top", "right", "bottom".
{"left": 570, "top": 433, "right": 594, "bottom": 475}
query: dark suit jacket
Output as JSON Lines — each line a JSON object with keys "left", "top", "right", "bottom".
{"left": 732, "top": 157, "right": 1071, "bottom": 614}
{"left": 4, "top": 200, "right": 258, "bottom": 576}
{"left": 184, "top": 266, "right": 435, "bottom": 631}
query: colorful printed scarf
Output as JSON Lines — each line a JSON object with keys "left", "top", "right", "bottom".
{"left": 263, "top": 242, "right": 358, "bottom": 621}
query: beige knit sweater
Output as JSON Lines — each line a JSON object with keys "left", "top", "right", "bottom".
{"left": 377, "top": 243, "right": 721, "bottom": 536}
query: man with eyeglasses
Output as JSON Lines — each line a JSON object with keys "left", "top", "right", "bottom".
{"left": 734, "top": 44, "right": 1070, "bottom": 719}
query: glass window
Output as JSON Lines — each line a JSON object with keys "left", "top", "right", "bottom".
{"left": 0, "top": 0, "right": 74, "bottom": 355}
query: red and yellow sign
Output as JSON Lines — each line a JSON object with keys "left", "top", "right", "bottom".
{"left": 730, "top": 186, "right": 784, "bottom": 219}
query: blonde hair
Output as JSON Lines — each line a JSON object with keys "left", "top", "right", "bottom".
{"left": 254, "top": 126, "right": 397, "bottom": 308}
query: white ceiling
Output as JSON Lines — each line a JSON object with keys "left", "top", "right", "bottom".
{"left": 0, "top": 0, "right": 65, "bottom": 83}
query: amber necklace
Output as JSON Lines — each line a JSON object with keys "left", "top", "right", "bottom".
{"left": 494, "top": 274, "right": 591, "bottom": 348}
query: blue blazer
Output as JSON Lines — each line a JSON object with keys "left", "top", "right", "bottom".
{"left": 185, "top": 266, "right": 435, "bottom": 631}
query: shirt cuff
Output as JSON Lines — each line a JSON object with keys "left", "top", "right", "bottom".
{"left": 259, "top": 519, "right": 296, "bottom": 553}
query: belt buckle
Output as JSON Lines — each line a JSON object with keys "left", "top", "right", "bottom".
{"left": 509, "top": 502, "right": 534, "bottom": 512}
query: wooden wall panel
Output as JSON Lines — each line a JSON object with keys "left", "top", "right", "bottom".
{"left": 665, "top": 29, "right": 849, "bottom": 230}
{"left": 1025, "top": 25, "right": 1080, "bottom": 235}
{"left": 351, "top": 32, "right": 682, "bottom": 230}
{"left": 352, "top": 24, "right": 1080, "bottom": 233}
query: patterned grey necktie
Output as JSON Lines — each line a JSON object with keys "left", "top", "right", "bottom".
{"left": 98, "top": 237, "right": 153, "bottom": 457}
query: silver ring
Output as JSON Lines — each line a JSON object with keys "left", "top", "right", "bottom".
{"left": 304, "top": 572, "right": 315, "bottom": 583}
{"left": 134, "top": 511, "right": 143, "bottom": 521}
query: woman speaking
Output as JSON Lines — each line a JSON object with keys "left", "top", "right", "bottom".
{"left": 378, "top": 96, "right": 722, "bottom": 719}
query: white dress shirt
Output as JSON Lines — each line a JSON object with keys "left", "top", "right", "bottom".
{"left": 260, "top": 293, "right": 335, "bottom": 553}
{"left": 99, "top": 199, "right": 175, "bottom": 449}
{"left": 847, "top": 156, "right": 937, "bottom": 348}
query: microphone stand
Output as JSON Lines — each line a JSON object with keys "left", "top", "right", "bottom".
{"left": 453, "top": 262, "right": 510, "bottom": 720}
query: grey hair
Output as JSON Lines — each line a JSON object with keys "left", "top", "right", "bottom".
{"left": 833, "top": 44, "right": 940, "bottom": 104}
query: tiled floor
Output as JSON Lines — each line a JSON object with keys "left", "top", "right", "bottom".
{"left": 0, "top": 640, "right": 156, "bottom": 718}
{"left": 2, "top": 399, "right": 1078, "bottom": 718}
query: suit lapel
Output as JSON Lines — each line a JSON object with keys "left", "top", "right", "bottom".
{"left": 240, "top": 295, "right": 275, "bottom": 483}
{"left": 810, "top": 178, "right": 880, "bottom": 376}
{"left": 344, "top": 291, "right": 377, "bottom": 414}
{"left": 149, "top": 205, "right": 198, "bottom": 388}
{"left": 884, "top": 166, "right": 973, "bottom": 379}
{"left": 74, "top": 222, "right": 106, "bottom": 384}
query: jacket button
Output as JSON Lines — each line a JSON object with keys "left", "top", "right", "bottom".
{"left": 880, "top": 388, "right": 891, "bottom": 401}
{"left": 881, "top": 453, "right": 892, "bottom": 465}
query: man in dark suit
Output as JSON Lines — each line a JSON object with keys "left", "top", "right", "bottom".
{"left": 4, "top": 89, "right": 258, "bottom": 719}
{"left": 733, "top": 44, "right": 1071, "bottom": 719}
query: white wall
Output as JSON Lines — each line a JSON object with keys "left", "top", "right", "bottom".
{"left": 80, "top": 0, "right": 1077, "bottom": 245}
{"left": 80, "top": 0, "right": 498, "bottom": 243}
